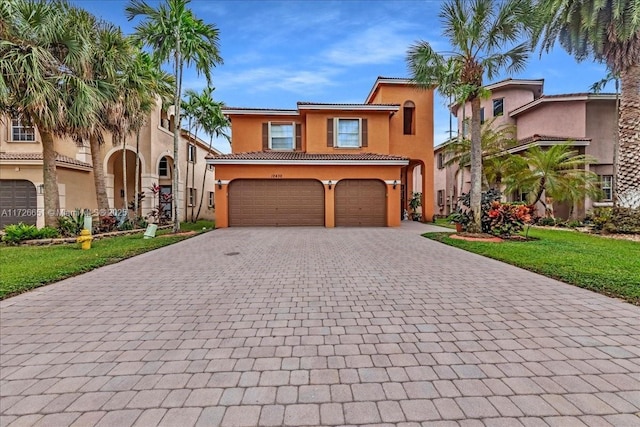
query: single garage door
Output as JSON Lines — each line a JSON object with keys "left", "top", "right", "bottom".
{"left": 0, "top": 180, "right": 38, "bottom": 228}
{"left": 335, "top": 179, "right": 386, "bottom": 227}
{"left": 229, "top": 179, "right": 324, "bottom": 226}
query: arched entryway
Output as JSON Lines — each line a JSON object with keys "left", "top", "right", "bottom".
{"left": 106, "top": 148, "right": 142, "bottom": 211}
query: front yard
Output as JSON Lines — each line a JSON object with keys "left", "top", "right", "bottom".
{"left": 424, "top": 227, "right": 640, "bottom": 305}
{"left": 0, "top": 221, "right": 213, "bottom": 299}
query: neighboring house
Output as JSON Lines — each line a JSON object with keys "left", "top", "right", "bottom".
{"left": 434, "top": 78, "right": 616, "bottom": 219}
{"left": 208, "top": 77, "right": 434, "bottom": 227}
{"left": 0, "top": 99, "right": 220, "bottom": 228}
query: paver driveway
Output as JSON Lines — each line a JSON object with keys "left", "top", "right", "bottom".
{"left": 1, "top": 224, "right": 639, "bottom": 427}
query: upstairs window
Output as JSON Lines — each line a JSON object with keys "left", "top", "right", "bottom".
{"left": 270, "top": 123, "right": 294, "bottom": 150}
{"left": 403, "top": 101, "right": 415, "bottom": 135}
{"left": 437, "top": 152, "right": 445, "bottom": 169}
{"left": 327, "top": 118, "right": 368, "bottom": 148}
{"left": 187, "top": 144, "right": 196, "bottom": 163}
{"left": 493, "top": 98, "right": 504, "bottom": 117}
{"left": 159, "top": 156, "right": 169, "bottom": 177}
{"left": 11, "top": 118, "right": 35, "bottom": 142}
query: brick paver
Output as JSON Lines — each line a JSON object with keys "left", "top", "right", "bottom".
{"left": 1, "top": 223, "right": 639, "bottom": 426}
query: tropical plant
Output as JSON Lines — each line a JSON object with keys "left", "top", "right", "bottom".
{"left": 534, "top": 0, "right": 640, "bottom": 208}
{"left": 486, "top": 201, "right": 535, "bottom": 237}
{"left": 57, "top": 209, "right": 86, "bottom": 237}
{"left": 1, "top": 223, "right": 59, "bottom": 244}
{"left": 1, "top": 0, "right": 113, "bottom": 226}
{"left": 407, "top": 0, "right": 534, "bottom": 232}
{"left": 126, "top": 0, "right": 223, "bottom": 232}
{"left": 504, "top": 144, "right": 601, "bottom": 218}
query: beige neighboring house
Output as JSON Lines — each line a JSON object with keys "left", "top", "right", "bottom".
{"left": 0, "top": 99, "right": 220, "bottom": 228}
{"left": 434, "top": 78, "right": 616, "bottom": 219}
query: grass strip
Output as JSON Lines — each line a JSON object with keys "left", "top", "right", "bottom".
{"left": 423, "top": 227, "right": 640, "bottom": 305}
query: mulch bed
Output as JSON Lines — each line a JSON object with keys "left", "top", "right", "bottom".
{"left": 450, "top": 233, "right": 503, "bottom": 242}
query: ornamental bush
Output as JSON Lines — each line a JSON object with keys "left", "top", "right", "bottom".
{"left": 487, "top": 202, "right": 536, "bottom": 237}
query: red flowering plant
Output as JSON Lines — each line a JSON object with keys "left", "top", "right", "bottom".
{"left": 487, "top": 202, "right": 536, "bottom": 237}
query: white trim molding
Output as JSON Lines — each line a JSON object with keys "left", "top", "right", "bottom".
{"left": 206, "top": 159, "right": 409, "bottom": 166}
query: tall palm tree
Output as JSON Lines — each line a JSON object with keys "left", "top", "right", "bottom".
{"left": 126, "top": 0, "right": 222, "bottom": 232}
{"left": 181, "top": 89, "right": 201, "bottom": 222}
{"left": 505, "top": 144, "right": 601, "bottom": 217}
{"left": 1, "top": 0, "right": 112, "bottom": 226}
{"left": 535, "top": 0, "right": 640, "bottom": 208}
{"left": 194, "top": 89, "right": 230, "bottom": 221}
{"left": 408, "top": 0, "right": 534, "bottom": 232}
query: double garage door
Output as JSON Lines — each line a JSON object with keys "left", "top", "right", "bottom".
{"left": 228, "top": 179, "right": 386, "bottom": 227}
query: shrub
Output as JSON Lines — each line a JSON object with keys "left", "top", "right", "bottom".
{"left": 587, "top": 207, "right": 612, "bottom": 231}
{"left": 95, "top": 215, "right": 117, "bottom": 233}
{"left": 611, "top": 207, "right": 640, "bottom": 234}
{"left": 537, "top": 216, "right": 556, "bottom": 227}
{"left": 486, "top": 202, "right": 535, "bottom": 237}
{"left": 37, "top": 226, "right": 60, "bottom": 239}
{"left": 458, "top": 188, "right": 502, "bottom": 233}
{"left": 2, "top": 223, "right": 39, "bottom": 244}
{"left": 57, "top": 209, "right": 86, "bottom": 237}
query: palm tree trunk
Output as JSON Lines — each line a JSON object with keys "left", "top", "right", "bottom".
{"left": 134, "top": 130, "right": 140, "bottom": 217}
{"left": 172, "top": 47, "right": 182, "bottom": 233}
{"left": 195, "top": 134, "right": 213, "bottom": 221}
{"left": 468, "top": 96, "right": 483, "bottom": 232}
{"left": 616, "top": 65, "right": 640, "bottom": 208}
{"left": 89, "top": 134, "right": 110, "bottom": 213}
{"left": 40, "top": 129, "right": 61, "bottom": 227}
{"left": 122, "top": 137, "right": 128, "bottom": 210}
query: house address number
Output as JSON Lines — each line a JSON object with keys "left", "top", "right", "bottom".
{"left": 271, "top": 174, "right": 283, "bottom": 178}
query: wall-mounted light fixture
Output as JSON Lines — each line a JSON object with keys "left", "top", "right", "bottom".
{"left": 38, "top": 184, "right": 44, "bottom": 194}
{"left": 217, "top": 179, "right": 222, "bottom": 189}
{"left": 328, "top": 180, "right": 332, "bottom": 190}
{"left": 393, "top": 180, "right": 398, "bottom": 189}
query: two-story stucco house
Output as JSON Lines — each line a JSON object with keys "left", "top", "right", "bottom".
{"left": 208, "top": 77, "right": 434, "bottom": 228}
{"left": 1, "top": 100, "right": 220, "bottom": 228}
{"left": 434, "top": 78, "right": 616, "bottom": 219}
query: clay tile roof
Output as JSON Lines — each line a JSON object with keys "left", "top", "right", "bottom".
{"left": 0, "top": 152, "right": 92, "bottom": 168}
{"left": 206, "top": 151, "right": 408, "bottom": 161}
{"left": 517, "top": 134, "right": 591, "bottom": 145}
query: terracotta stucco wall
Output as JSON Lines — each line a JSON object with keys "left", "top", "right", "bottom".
{"left": 214, "top": 164, "right": 403, "bottom": 228}
{"left": 230, "top": 114, "right": 300, "bottom": 153}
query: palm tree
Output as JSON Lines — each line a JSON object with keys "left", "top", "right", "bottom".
{"left": 126, "top": 0, "right": 223, "bottom": 232}
{"left": 1, "top": 0, "right": 112, "bottom": 226}
{"left": 504, "top": 144, "right": 601, "bottom": 218}
{"left": 408, "top": 0, "right": 534, "bottom": 232}
{"left": 444, "top": 118, "right": 519, "bottom": 194}
{"left": 194, "top": 91, "right": 229, "bottom": 221}
{"left": 535, "top": 0, "right": 640, "bottom": 208}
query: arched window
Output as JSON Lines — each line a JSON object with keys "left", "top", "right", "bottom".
{"left": 159, "top": 156, "right": 169, "bottom": 177}
{"left": 403, "top": 101, "right": 415, "bottom": 135}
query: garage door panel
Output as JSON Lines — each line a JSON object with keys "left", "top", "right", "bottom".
{"left": 335, "top": 179, "right": 386, "bottom": 227}
{"left": 1, "top": 180, "right": 38, "bottom": 228}
{"left": 229, "top": 179, "right": 324, "bottom": 226}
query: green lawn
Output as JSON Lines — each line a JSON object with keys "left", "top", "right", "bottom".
{"left": 424, "top": 227, "right": 640, "bottom": 305}
{"left": 0, "top": 221, "right": 214, "bottom": 299}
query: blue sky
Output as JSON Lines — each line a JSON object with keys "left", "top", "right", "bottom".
{"left": 73, "top": 0, "right": 613, "bottom": 153}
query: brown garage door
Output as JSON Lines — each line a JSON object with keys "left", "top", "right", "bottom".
{"left": 229, "top": 179, "right": 324, "bottom": 226}
{"left": 335, "top": 179, "right": 386, "bottom": 227}
{"left": 0, "top": 180, "right": 38, "bottom": 228}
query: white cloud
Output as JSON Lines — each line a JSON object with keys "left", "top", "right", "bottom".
{"left": 321, "top": 23, "right": 418, "bottom": 66}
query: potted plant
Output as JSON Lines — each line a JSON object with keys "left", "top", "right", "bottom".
{"left": 409, "top": 192, "right": 422, "bottom": 221}
{"left": 447, "top": 210, "right": 470, "bottom": 232}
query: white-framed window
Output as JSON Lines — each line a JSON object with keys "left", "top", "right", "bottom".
{"left": 187, "top": 144, "right": 196, "bottom": 163}
{"left": 159, "top": 156, "right": 169, "bottom": 177}
{"left": 493, "top": 98, "right": 504, "bottom": 116}
{"left": 437, "top": 189, "right": 444, "bottom": 206}
{"left": 437, "top": 152, "right": 445, "bottom": 169}
{"left": 269, "top": 122, "right": 294, "bottom": 150}
{"left": 336, "top": 118, "right": 361, "bottom": 148}
{"left": 601, "top": 175, "right": 613, "bottom": 200}
{"left": 11, "top": 118, "right": 35, "bottom": 142}
{"left": 208, "top": 191, "right": 215, "bottom": 208}
{"left": 188, "top": 188, "right": 196, "bottom": 206}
